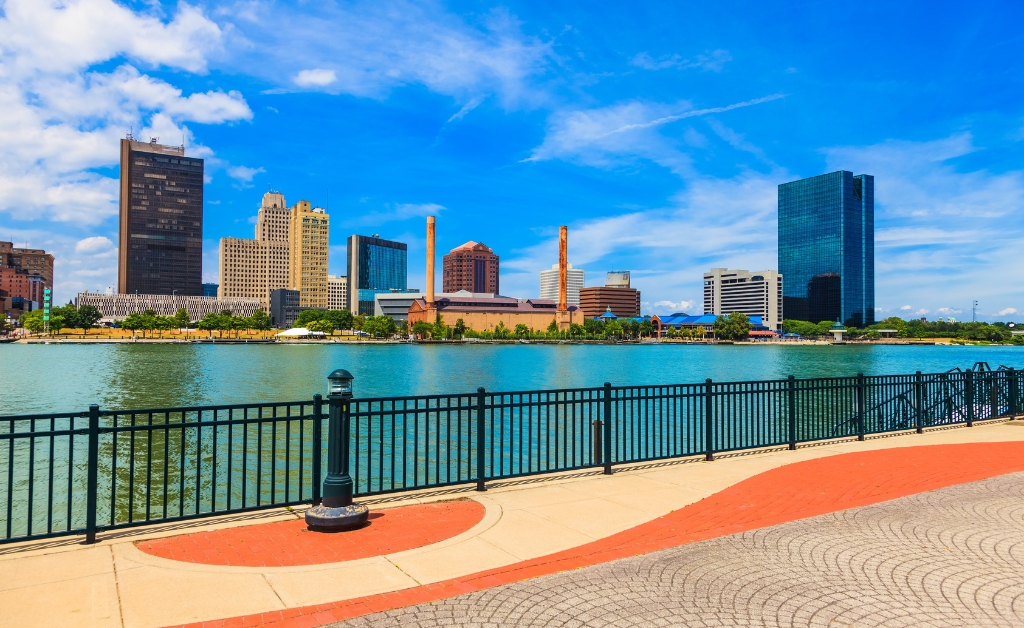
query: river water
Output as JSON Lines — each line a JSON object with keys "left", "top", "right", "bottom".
{"left": 3, "top": 342, "right": 1023, "bottom": 414}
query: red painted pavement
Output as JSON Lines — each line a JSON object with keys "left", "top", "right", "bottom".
{"left": 139, "top": 500, "right": 484, "bottom": 567}
{"left": 169, "top": 441, "right": 1024, "bottom": 628}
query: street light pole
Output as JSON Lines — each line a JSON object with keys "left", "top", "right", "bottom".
{"left": 305, "top": 368, "right": 369, "bottom": 531}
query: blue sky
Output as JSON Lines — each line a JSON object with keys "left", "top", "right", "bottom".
{"left": 3, "top": 1, "right": 1024, "bottom": 321}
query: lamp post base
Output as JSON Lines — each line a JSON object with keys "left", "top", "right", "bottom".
{"left": 305, "top": 503, "right": 369, "bottom": 532}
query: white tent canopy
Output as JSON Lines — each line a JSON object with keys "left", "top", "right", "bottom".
{"left": 275, "top": 328, "right": 327, "bottom": 338}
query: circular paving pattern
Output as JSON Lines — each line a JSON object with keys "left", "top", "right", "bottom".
{"left": 138, "top": 499, "right": 485, "bottom": 567}
{"left": 331, "top": 473, "right": 1024, "bottom": 627}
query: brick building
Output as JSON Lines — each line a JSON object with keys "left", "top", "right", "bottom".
{"left": 442, "top": 242, "right": 499, "bottom": 295}
{"left": 579, "top": 272, "right": 641, "bottom": 318}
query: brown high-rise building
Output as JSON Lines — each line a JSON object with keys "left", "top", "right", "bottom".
{"left": 579, "top": 271, "right": 641, "bottom": 318}
{"left": 0, "top": 241, "right": 54, "bottom": 300}
{"left": 118, "top": 138, "right": 204, "bottom": 295}
{"left": 442, "top": 241, "right": 499, "bottom": 294}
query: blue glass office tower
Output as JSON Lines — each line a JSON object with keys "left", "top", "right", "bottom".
{"left": 778, "top": 171, "right": 874, "bottom": 327}
{"left": 346, "top": 234, "right": 408, "bottom": 315}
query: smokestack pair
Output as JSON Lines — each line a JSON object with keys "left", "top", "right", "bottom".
{"left": 424, "top": 217, "right": 567, "bottom": 310}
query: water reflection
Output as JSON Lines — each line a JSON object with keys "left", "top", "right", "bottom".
{"left": 2, "top": 343, "right": 1022, "bottom": 414}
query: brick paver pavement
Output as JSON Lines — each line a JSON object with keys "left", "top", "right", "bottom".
{"left": 332, "top": 472, "right": 1024, "bottom": 627}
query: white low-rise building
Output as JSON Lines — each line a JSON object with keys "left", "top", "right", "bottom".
{"left": 76, "top": 292, "right": 262, "bottom": 323}
{"left": 703, "top": 268, "right": 783, "bottom": 330}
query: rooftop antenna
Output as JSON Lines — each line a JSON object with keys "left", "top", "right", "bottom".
{"left": 127, "top": 126, "right": 134, "bottom": 141}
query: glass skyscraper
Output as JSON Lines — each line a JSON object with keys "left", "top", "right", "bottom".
{"left": 778, "top": 171, "right": 874, "bottom": 327}
{"left": 346, "top": 234, "right": 408, "bottom": 315}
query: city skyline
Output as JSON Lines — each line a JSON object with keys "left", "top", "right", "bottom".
{"left": 2, "top": 1, "right": 1023, "bottom": 321}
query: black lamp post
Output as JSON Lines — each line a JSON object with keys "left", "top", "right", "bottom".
{"left": 305, "top": 368, "right": 369, "bottom": 531}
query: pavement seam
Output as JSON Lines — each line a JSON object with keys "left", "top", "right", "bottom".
{"left": 264, "top": 573, "right": 289, "bottom": 610}
{"left": 110, "top": 544, "right": 127, "bottom": 628}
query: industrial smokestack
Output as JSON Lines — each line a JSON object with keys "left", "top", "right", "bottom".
{"left": 558, "top": 225, "right": 568, "bottom": 312}
{"left": 426, "top": 216, "right": 436, "bottom": 304}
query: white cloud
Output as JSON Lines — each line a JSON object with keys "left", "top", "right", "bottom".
{"left": 630, "top": 49, "right": 732, "bottom": 72}
{"left": 347, "top": 202, "right": 446, "bottom": 227}
{"left": 0, "top": 2, "right": 251, "bottom": 226}
{"left": 74, "top": 236, "right": 114, "bottom": 255}
{"left": 998, "top": 308, "right": 1017, "bottom": 316}
{"left": 915, "top": 309, "right": 930, "bottom": 316}
{"left": 525, "top": 95, "right": 784, "bottom": 173}
{"left": 652, "top": 299, "right": 697, "bottom": 314}
{"left": 824, "top": 133, "right": 1024, "bottom": 317}
{"left": 900, "top": 305, "right": 913, "bottom": 311}
{"left": 230, "top": 2, "right": 553, "bottom": 106}
{"left": 227, "top": 165, "right": 266, "bottom": 183}
{"left": 447, "top": 96, "right": 485, "bottom": 123}
{"left": 294, "top": 69, "right": 337, "bottom": 87}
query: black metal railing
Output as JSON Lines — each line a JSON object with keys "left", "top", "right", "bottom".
{"left": 2, "top": 365, "right": 1020, "bottom": 544}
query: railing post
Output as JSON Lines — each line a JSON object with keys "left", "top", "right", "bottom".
{"left": 965, "top": 370, "right": 974, "bottom": 427}
{"left": 705, "top": 379, "right": 714, "bottom": 461}
{"left": 85, "top": 404, "right": 99, "bottom": 544}
{"left": 592, "top": 419, "right": 603, "bottom": 466}
{"left": 1010, "top": 368, "right": 1019, "bottom": 417}
{"left": 915, "top": 371, "right": 924, "bottom": 434}
{"left": 856, "top": 373, "right": 866, "bottom": 441}
{"left": 787, "top": 376, "right": 796, "bottom": 450}
{"left": 603, "top": 382, "right": 613, "bottom": 475}
{"left": 990, "top": 372, "right": 998, "bottom": 420}
{"left": 311, "top": 394, "right": 323, "bottom": 506}
{"left": 476, "top": 387, "right": 486, "bottom": 491}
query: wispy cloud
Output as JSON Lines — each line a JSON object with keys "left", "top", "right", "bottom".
{"left": 294, "top": 69, "right": 337, "bottom": 87}
{"left": 227, "top": 165, "right": 265, "bottom": 184}
{"left": 630, "top": 50, "right": 732, "bottom": 72}
{"left": 347, "top": 202, "right": 446, "bottom": 227}
{"left": 447, "top": 97, "right": 485, "bottom": 123}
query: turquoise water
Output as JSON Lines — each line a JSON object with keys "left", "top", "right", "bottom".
{"left": 2, "top": 343, "right": 1023, "bottom": 414}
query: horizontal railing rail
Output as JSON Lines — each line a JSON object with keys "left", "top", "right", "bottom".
{"left": 2, "top": 366, "right": 1020, "bottom": 544}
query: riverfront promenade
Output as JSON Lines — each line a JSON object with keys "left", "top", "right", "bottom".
{"left": 2, "top": 420, "right": 1024, "bottom": 628}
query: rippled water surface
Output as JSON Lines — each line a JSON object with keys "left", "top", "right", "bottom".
{"left": 3, "top": 342, "right": 1023, "bottom": 414}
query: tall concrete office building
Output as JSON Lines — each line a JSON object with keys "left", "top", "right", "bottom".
{"left": 443, "top": 242, "right": 499, "bottom": 294}
{"left": 539, "top": 262, "right": 584, "bottom": 306}
{"left": 218, "top": 191, "right": 291, "bottom": 309}
{"left": 778, "top": 171, "right": 874, "bottom": 327}
{"left": 289, "top": 201, "right": 330, "bottom": 308}
{"left": 346, "top": 234, "right": 408, "bottom": 315}
{"left": 118, "top": 137, "right": 204, "bottom": 295}
{"left": 703, "top": 268, "right": 783, "bottom": 330}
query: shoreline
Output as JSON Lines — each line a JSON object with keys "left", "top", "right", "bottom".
{"left": 5, "top": 337, "right": 1008, "bottom": 346}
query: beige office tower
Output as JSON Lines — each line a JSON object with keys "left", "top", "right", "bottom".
{"left": 218, "top": 191, "right": 293, "bottom": 310}
{"left": 289, "top": 201, "right": 329, "bottom": 308}
{"left": 327, "top": 274, "right": 347, "bottom": 310}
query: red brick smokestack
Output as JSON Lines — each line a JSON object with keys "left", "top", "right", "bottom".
{"left": 558, "top": 225, "right": 567, "bottom": 312}
{"left": 426, "top": 216, "right": 436, "bottom": 304}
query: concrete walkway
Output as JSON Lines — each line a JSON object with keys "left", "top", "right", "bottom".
{"left": 2, "top": 420, "right": 1023, "bottom": 628}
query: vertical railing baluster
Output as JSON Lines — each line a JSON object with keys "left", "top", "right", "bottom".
{"left": 85, "top": 405, "right": 99, "bottom": 544}
{"left": 476, "top": 388, "right": 486, "bottom": 491}
{"left": 857, "top": 373, "right": 866, "bottom": 441}
{"left": 603, "top": 383, "right": 613, "bottom": 474}
{"left": 966, "top": 370, "right": 974, "bottom": 427}
{"left": 914, "top": 371, "right": 924, "bottom": 433}
{"left": 787, "top": 376, "right": 796, "bottom": 450}
{"left": 705, "top": 379, "right": 714, "bottom": 461}
{"left": 312, "top": 395, "right": 322, "bottom": 505}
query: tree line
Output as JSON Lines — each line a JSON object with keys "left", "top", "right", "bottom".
{"left": 782, "top": 317, "right": 1024, "bottom": 344}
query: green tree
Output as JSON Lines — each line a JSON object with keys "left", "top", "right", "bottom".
{"left": 398, "top": 320, "right": 410, "bottom": 337}
{"left": 514, "top": 323, "right": 530, "bottom": 338}
{"left": 546, "top": 318, "right": 559, "bottom": 335}
{"left": 48, "top": 314, "right": 66, "bottom": 335}
{"left": 173, "top": 308, "right": 191, "bottom": 329}
{"left": 196, "top": 312, "right": 221, "bottom": 338}
{"left": 249, "top": 309, "right": 271, "bottom": 331}
{"left": 73, "top": 304, "right": 102, "bottom": 332}
{"left": 604, "top": 320, "right": 624, "bottom": 338}
{"left": 493, "top": 320, "right": 511, "bottom": 339}
{"left": 411, "top": 320, "right": 432, "bottom": 338}
{"left": 121, "top": 312, "right": 144, "bottom": 337}
{"left": 307, "top": 319, "right": 334, "bottom": 334}
{"left": 639, "top": 319, "right": 654, "bottom": 338}
{"left": 295, "top": 309, "right": 326, "bottom": 328}
{"left": 714, "top": 312, "right": 751, "bottom": 341}
{"left": 583, "top": 318, "right": 604, "bottom": 336}
{"left": 20, "top": 310, "right": 44, "bottom": 332}
{"left": 568, "top": 323, "right": 586, "bottom": 337}
{"left": 432, "top": 314, "right": 448, "bottom": 340}
{"left": 453, "top": 318, "right": 466, "bottom": 339}
{"left": 323, "top": 309, "right": 353, "bottom": 331}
